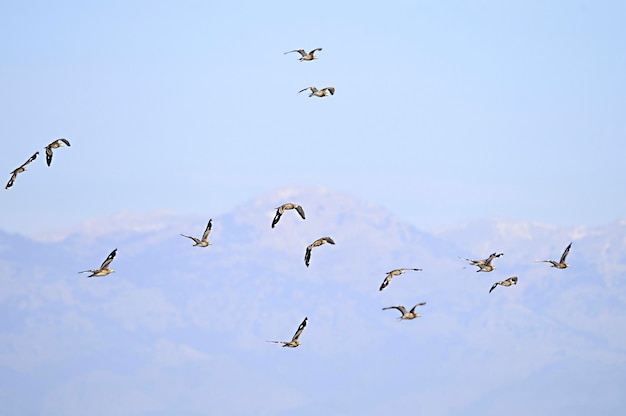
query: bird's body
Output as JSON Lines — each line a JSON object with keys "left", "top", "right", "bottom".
{"left": 267, "top": 317, "right": 308, "bottom": 348}
{"left": 181, "top": 219, "right": 213, "bottom": 247}
{"left": 383, "top": 302, "right": 427, "bottom": 321}
{"left": 284, "top": 48, "right": 322, "bottom": 61}
{"left": 298, "top": 86, "right": 335, "bottom": 97}
{"left": 379, "top": 268, "right": 422, "bottom": 291}
{"left": 44, "top": 138, "right": 71, "bottom": 166}
{"left": 460, "top": 252, "right": 503, "bottom": 272}
{"left": 536, "top": 242, "right": 572, "bottom": 269}
{"left": 272, "top": 203, "right": 306, "bottom": 228}
{"left": 5, "top": 152, "right": 39, "bottom": 189}
{"left": 489, "top": 276, "right": 518, "bottom": 293}
{"left": 79, "top": 249, "right": 117, "bottom": 277}
{"left": 304, "top": 236, "right": 335, "bottom": 267}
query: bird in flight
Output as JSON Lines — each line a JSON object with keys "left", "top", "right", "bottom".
{"left": 272, "top": 202, "right": 306, "bottom": 228}
{"left": 379, "top": 268, "right": 422, "bottom": 291}
{"left": 304, "top": 236, "right": 335, "bottom": 267}
{"left": 181, "top": 219, "right": 213, "bottom": 247}
{"left": 44, "top": 138, "right": 71, "bottom": 166}
{"left": 79, "top": 248, "right": 117, "bottom": 277}
{"left": 460, "top": 252, "right": 503, "bottom": 272}
{"left": 298, "top": 86, "right": 335, "bottom": 97}
{"left": 536, "top": 242, "right": 572, "bottom": 269}
{"left": 383, "top": 302, "right": 427, "bottom": 321}
{"left": 5, "top": 151, "right": 39, "bottom": 190}
{"left": 267, "top": 317, "right": 308, "bottom": 348}
{"left": 284, "top": 47, "right": 323, "bottom": 61}
{"left": 489, "top": 276, "right": 518, "bottom": 293}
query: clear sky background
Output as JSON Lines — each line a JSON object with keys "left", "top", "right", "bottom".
{"left": 1, "top": 0, "right": 624, "bottom": 238}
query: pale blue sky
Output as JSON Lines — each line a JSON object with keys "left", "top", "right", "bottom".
{"left": 1, "top": 0, "right": 624, "bottom": 236}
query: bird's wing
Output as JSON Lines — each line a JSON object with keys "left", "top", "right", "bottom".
{"left": 100, "top": 249, "right": 117, "bottom": 269}
{"left": 5, "top": 172, "right": 17, "bottom": 189}
{"left": 304, "top": 245, "right": 312, "bottom": 267}
{"left": 295, "top": 205, "right": 306, "bottom": 220}
{"left": 560, "top": 242, "right": 572, "bottom": 263}
{"left": 181, "top": 234, "right": 201, "bottom": 245}
{"left": 202, "top": 219, "right": 213, "bottom": 241}
{"left": 285, "top": 49, "right": 306, "bottom": 56}
{"left": 489, "top": 282, "right": 499, "bottom": 293}
{"left": 45, "top": 147, "right": 54, "bottom": 166}
{"left": 60, "top": 138, "right": 71, "bottom": 146}
{"left": 298, "top": 86, "right": 314, "bottom": 94}
{"left": 271, "top": 209, "right": 282, "bottom": 228}
{"left": 22, "top": 152, "right": 39, "bottom": 167}
{"left": 484, "top": 252, "right": 497, "bottom": 266}
{"left": 309, "top": 47, "right": 323, "bottom": 55}
{"left": 379, "top": 274, "right": 392, "bottom": 291}
{"left": 291, "top": 317, "right": 307, "bottom": 341}
{"left": 383, "top": 305, "right": 407, "bottom": 315}
{"left": 322, "top": 236, "right": 335, "bottom": 244}
{"left": 410, "top": 302, "right": 427, "bottom": 312}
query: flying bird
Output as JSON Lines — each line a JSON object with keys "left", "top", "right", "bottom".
{"left": 79, "top": 248, "right": 117, "bottom": 277}
{"left": 5, "top": 151, "right": 39, "bottom": 190}
{"left": 272, "top": 203, "right": 306, "bottom": 228}
{"left": 379, "top": 268, "right": 423, "bottom": 291}
{"left": 383, "top": 302, "right": 427, "bottom": 321}
{"left": 489, "top": 276, "right": 518, "bottom": 293}
{"left": 460, "top": 252, "right": 503, "bottom": 272}
{"left": 284, "top": 47, "right": 323, "bottom": 61}
{"left": 536, "top": 242, "right": 572, "bottom": 269}
{"left": 180, "top": 219, "right": 213, "bottom": 247}
{"left": 304, "top": 236, "right": 335, "bottom": 267}
{"left": 44, "top": 138, "right": 71, "bottom": 166}
{"left": 298, "top": 86, "right": 335, "bottom": 97}
{"left": 267, "top": 317, "right": 308, "bottom": 348}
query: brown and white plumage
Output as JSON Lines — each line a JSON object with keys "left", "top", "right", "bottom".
{"left": 304, "top": 236, "right": 335, "bottom": 267}
{"left": 298, "top": 86, "right": 335, "bottom": 97}
{"left": 460, "top": 252, "right": 503, "bottom": 272}
{"left": 383, "top": 302, "right": 427, "bottom": 321}
{"left": 489, "top": 276, "right": 518, "bottom": 293}
{"left": 45, "top": 138, "right": 71, "bottom": 166}
{"left": 272, "top": 203, "right": 306, "bottom": 228}
{"left": 379, "top": 268, "right": 422, "bottom": 291}
{"left": 181, "top": 219, "right": 213, "bottom": 247}
{"left": 5, "top": 151, "right": 39, "bottom": 190}
{"left": 266, "top": 317, "right": 308, "bottom": 348}
{"left": 284, "top": 47, "right": 322, "bottom": 61}
{"left": 536, "top": 242, "right": 572, "bottom": 269}
{"left": 79, "top": 248, "right": 117, "bottom": 277}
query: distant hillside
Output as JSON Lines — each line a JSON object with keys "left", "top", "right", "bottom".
{"left": 1, "top": 187, "right": 625, "bottom": 416}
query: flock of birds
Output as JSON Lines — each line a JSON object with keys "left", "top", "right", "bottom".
{"left": 4, "top": 48, "right": 575, "bottom": 349}
{"left": 5, "top": 138, "right": 71, "bottom": 189}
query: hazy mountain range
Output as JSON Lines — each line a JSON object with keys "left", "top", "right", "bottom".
{"left": 1, "top": 187, "right": 625, "bottom": 416}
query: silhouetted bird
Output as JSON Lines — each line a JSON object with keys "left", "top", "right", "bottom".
{"left": 284, "top": 47, "right": 323, "bottom": 61}
{"left": 5, "top": 152, "right": 39, "bottom": 190}
{"left": 304, "top": 237, "right": 335, "bottom": 267}
{"left": 44, "top": 138, "right": 71, "bottom": 166}
{"left": 79, "top": 249, "right": 117, "bottom": 277}
{"left": 180, "top": 219, "right": 213, "bottom": 247}
{"left": 266, "top": 317, "right": 308, "bottom": 348}
{"left": 272, "top": 203, "right": 306, "bottom": 228}
{"left": 298, "top": 86, "right": 335, "bottom": 97}
{"left": 489, "top": 276, "right": 518, "bottom": 293}
{"left": 379, "top": 268, "right": 422, "bottom": 291}
{"left": 383, "top": 302, "right": 427, "bottom": 321}
{"left": 536, "top": 242, "right": 572, "bottom": 269}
